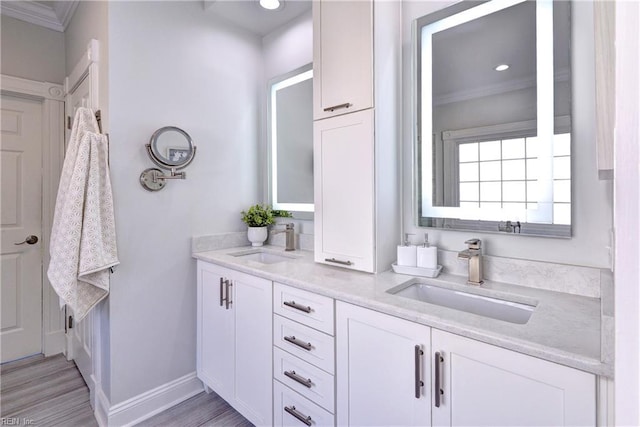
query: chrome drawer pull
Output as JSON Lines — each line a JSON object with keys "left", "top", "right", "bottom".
{"left": 219, "top": 277, "right": 224, "bottom": 306}
{"left": 435, "top": 351, "right": 444, "bottom": 407}
{"left": 284, "top": 300, "right": 312, "bottom": 313}
{"left": 284, "top": 370, "right": 312, "bottom": 388}
{"left": 414, "top": 345, "right": 424, "bottom": 399}
{"left": 324, "top": 257, "right": 353, "bottom": 266}
{"left": 284, "top": 405, "right": 313, "bottom": 426}
{"left": 284, "top": 335, "right": 312, "bottom": 351}
{"left": 323, "top": 102, "right": 352, "bottom": 112}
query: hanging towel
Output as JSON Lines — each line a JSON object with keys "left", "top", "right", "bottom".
{"left": 48, "top": 107, "right": 119, "bottom": 321}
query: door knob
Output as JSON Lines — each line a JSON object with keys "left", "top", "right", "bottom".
{"left": 14, "top": 235, "right": 38, "bottom": 245}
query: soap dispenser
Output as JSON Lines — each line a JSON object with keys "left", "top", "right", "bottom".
{"left": 417, "top": 233, "right": 438, "bottom": 270}
{"left": 397, "top": 233, "right": 417, "bottom": 267}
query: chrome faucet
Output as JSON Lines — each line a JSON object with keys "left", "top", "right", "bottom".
{"left": 458, "top": 238, "right": 484, "bottom": 285}
{"left": 272, "top": 223, "right": 295, "bottom": 251}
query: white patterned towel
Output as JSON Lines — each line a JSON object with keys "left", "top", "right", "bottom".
{"left": 48, "top": 108, "right": 119, "bottom": 321}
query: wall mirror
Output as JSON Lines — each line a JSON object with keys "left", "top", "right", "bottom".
{"left": 415, "top": 0, "right": 571, "bottom": 237}
{"left": 140, "top": 126, "right": 196, "bottom": 191}
{"left": 268, "top": 64, "right": 314, "bottom": 215}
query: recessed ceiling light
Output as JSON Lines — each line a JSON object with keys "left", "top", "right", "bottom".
{"left": 494, "top": 64, "right": 510, "bottom": 72}
{"left": 260, "top": 0, "right": 282, "bottom": 10}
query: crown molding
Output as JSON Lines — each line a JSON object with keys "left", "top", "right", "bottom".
{"left": 0, "top": 1, "right": 79, "bottom": 32}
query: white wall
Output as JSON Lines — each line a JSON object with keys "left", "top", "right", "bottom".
{"left": 107, "top": 1, "right": 262, "bottom": 404}
{"left": 402, "top": 0, "right": 613, "bottom": 268}
{"left": 614, "top": 0, "right": 640, "bottom": 423}
{"left": 1, "top": 15, "right": 65, "bottom": 83}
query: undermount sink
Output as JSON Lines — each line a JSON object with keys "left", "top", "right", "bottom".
{"left": 387, "top": 280, "right": 536, "bottom": 324}
{"left": 229, "top": 249, "right": 296, "bottom": 264}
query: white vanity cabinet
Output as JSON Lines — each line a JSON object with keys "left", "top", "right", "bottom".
{"left": 431, "top": 329, "right": 596, "bottom": 427}
{"left": 313, "top": 110, "right": 375, "bottom": 272}
{"left": 336, "top": 301, "right": 432, "bottom": 426}
{"left": 312, "top": 0, "right": 373, "bottom": 120}
{"left": 196, "top": 261, "right": 272, "bottom": 426}
{"left": 272, "top": 283, "right": 336, "bottom": 427}
{"left": 312, "top": 0, "right": 401, "bottom": 274}
{"left": 336, "top": 301, "right": 597, "bottom": 427}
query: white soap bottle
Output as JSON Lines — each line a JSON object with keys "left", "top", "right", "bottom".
{"left": 397, "top": 233, "right": 417, "bottom": 267}
{"left": 417, "top": 233, "right": 438, "bottom": 270}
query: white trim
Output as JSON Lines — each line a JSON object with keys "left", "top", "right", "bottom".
{"left": 0, "top": 1, "right": 63, "bottom": 32}
{"left": 0, "top": 1, "right": 79, "bottom": 32}
{"left": 94, "top": 373, "right": 204, "bottom": 427}
{"left": 0, "top": 74, "right": 65, "bottom": 358}
{"left": 0, "top": 75, "right": 65, "bottom": 101}
{"left": 65, "top": 39, "right": 100, "bottom": 99}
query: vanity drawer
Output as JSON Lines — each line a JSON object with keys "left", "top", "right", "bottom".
{"left": 274, "top": 347, "right": 335, "bottom": 413}
{"left": 274, "top": 380, "right": 335, "bottom": 427}
{"left": 274, "top": 282, "right": 334, "bottom": 335}
{"left": 274, "top": 315, "right": 335, "bottom": 374}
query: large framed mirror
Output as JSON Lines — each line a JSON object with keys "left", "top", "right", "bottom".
{"left": 415, "top": 0, "right": 571, "bottom": 237}
{"left": 268, "top": 64, "right": 314, "bottom": 215}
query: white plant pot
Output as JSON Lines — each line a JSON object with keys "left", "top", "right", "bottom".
{"left": 247, "top": 226, "right": 268, "bottom": 247}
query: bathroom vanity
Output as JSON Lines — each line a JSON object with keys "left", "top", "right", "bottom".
{"left": 193, "top": 246, "right": 610, "bottom": 426}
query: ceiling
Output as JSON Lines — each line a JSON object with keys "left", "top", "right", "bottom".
{"left": 0, "top": 0, "right": 311, "bottom": 36}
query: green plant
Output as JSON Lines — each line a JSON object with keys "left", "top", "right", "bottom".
{"left": 241, "top": 205, "right": 292, "bottom": 227}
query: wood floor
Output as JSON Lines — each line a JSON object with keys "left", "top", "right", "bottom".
{"left": 1, "top": 354, "right": 252, "bottom": 427}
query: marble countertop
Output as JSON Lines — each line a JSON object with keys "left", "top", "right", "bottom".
{"left": 193, "top": 246, "right": 612, "bottom": 378}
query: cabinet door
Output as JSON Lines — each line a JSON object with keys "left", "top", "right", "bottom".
{"left": 233, "top": 271, "right": 273, "bottom": 426}
{"left": 314, "top": 110, "right": 375, "bottom": 272}
{"left": 431, "top": 329, "right": 596, "bottom": 427}
{"left": 336, "top": 302, "right": 431, "bottom": 426}
{"left": 196, "top": 262, "right": 235, "bottom": 403}
{"left": 313, "top": 0, "right": 373, "bottom": 120}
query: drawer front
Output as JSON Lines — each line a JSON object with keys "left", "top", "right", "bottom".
{"left": 274, "top": 282, "right": 335, "bottom": 335}
{"left": 274, "top": 380, "right": 335, "bottom": 427}
{"left": 274, "top": 347, "right": 335, "bottom": 413}
{"left": 274, "top": 315, "right": 335, "bottom": 374}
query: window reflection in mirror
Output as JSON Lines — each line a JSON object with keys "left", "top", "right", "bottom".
{"left": 416, "top": 0, "right": 571, "bottom": 236}
{"left": 269, "top": 64, "right": 314, "bottom": 214}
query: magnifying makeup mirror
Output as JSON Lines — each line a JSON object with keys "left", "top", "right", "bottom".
{"left": 140, "top": 126, "right": 197, "bottom": 191}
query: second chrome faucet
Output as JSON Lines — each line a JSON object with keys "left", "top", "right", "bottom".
{"left": 272, "top": 223, "right": 295, "bottom": 251}
{"left": 458, "top": 238, "right": 484, "bottom": 285}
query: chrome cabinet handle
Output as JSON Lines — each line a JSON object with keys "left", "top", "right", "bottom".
{"left": 219, "top": 278, "right": 224, "bottom": 307}
{"left": 14, "top": 235, "right": 38, "bottom": 245}
{"left": 415, "top": 345, "right": 424, "bottom": 399}
{"left": 284, "top": 335, "right": 312, "bottom": 351}
{"left": 324, "top": 257, "right": 352, "bottom": 266}
{"left": 284, "top": 370, "right": 312, "bottom": 388}
{"left": 323, "top": 102, "right": 352, "bottom": 112}
{"left": 435, "top": 351, "right": 444, "bottom": 407}
{"left": 225, "top": 280, "right": 232, "bottom": 310}
{"left": 284, "top": 405, "right": 312, "bottom": 426}
{"left": 284, "top": 300, "right": 312, "bottom": 313}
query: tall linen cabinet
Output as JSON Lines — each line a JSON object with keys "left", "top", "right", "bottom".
{"left": 313, "top": 0, "right": 401, "bottom": 273}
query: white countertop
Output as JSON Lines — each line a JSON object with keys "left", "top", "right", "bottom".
{"left": 193, "top": 246, "right": 612, "bottom": 378}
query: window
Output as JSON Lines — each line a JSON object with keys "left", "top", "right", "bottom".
{"left": 457, "top": 133, "right": 570, "bottom": 224}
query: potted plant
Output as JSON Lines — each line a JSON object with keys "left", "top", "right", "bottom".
{"left": 241, "top": 204, "right": 292, "bottom": 246}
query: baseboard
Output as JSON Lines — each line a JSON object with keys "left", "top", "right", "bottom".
{"left": 94, "top": 372, "right": 204, "bottom": 427}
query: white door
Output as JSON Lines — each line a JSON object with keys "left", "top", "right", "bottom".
{"left": 64, "top": 73, "right": 95, "bottom": 389}
{"left": 197, "top": 261, "right": 235, "bottom": 403}
{"left": 314, "top": 110, "right": 375, "bottom": 272}
{"left": 1, "top": 95, "right": 43, "bottom": 363}
{"left": 336, "top": 301, "right": 431, "bottom": 426}
{"left": 431, "top": 329, "right": 596, "bottom": 427}
{"left": 233, "top": 271, "right": 272, "bottom": 426}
